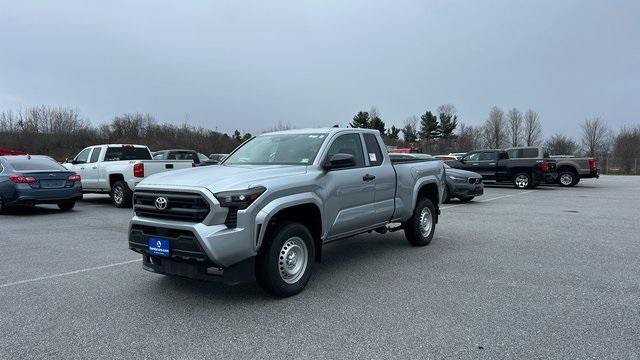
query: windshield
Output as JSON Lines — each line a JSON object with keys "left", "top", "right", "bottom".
{"left": 224, "top": 134, "right": 327, "bottom": 165}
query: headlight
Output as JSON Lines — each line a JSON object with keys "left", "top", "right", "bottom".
{"left": 447, "top": 175, "right": 465, "bottom": 182}
{"left": 214, "top": 186, "right": 266, "bottom": 209}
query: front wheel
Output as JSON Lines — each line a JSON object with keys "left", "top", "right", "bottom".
{"left": 255, "top": 221, "right": 315, "bottom": 297}
{"left": 111, "top": 181, "right": 133, "bottom": 208}
{"left": 403, "top": 197, "right": 436, "bottom": 246}
{"left": 58, "top": 200, "right": 76, "bottom": 211}
{"left": 513, "top": 173, "right": 531, "bottom": 189}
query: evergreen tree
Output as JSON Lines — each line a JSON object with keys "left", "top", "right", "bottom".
{"left": 402, "top": 123, "right": 418, "bottom": 143}
{"left": 419, "top": 111, "right": 440, "bottom": 140}
{"left": 369, "top": 115, "right": 386, "bottom": 134}
{"left": 386, "top": 125, "right": 400, "bottom": 139}
{"left": 350, "top": 111, "right": 370, "bottom": 128}
{"left": 232, "top": 129, "right": 242, "bottom": 142}
{"left": 438, "top": 112, "right": 458, "bottom": 139}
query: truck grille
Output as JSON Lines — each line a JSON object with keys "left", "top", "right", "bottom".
{"left": 134, "top": 191, "right": 210, "bottom": 222}
{"left": 468, "top": 177, "right": 482, "bottom": 184}
{"left": 129, "top": 225, "right": 211, "bottom": 263}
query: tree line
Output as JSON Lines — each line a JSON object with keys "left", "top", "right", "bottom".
{"left": 349, "top": 105, "right": 640, "bottom": 174}
{"left": 0, "top": 106, "right": 252, "bottom": 160}
{"left": 1, "top": 105, "right": 638, "bottom": 174}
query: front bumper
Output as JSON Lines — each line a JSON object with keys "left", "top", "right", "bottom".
{"left": 449, "top": 182, "right": 484, "bottom": 198}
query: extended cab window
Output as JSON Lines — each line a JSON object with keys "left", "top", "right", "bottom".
{"left": 521, "top": 148, "right": 539, "bottom": 158}
{"left": 74, "top": 148, "right": 91, "bottom": 164}
{"left": 104, "top": 147, "right": 152, "bottom": 161}
{"left": 363, "top": 133, "right": 383, "bottom": 166}
{"left": 506, "top": 149, "right": 518, "bottom": 159}
{"left": 479, "top": 152, "right": 497, "bottom": 161}
{"left": 326, "top": 133, "right": 365, "bottom": 168}
{"left": 89, "top": 147, "right": 101, "bottom": 163}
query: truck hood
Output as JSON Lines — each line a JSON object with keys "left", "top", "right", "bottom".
{"left": 445, "top": 168, "right": 482, "bottom": 178}
{"left": 138, "top": 164, "right": 308, "bottom": 192}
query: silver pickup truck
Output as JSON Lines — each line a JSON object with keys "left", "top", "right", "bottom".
{"left": 128, "top": 128, "right": 445, "bottom": 297}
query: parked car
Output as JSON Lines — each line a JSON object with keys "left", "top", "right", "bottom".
{"left": 62, "top": 144, "right": 193, "bottom": 208}
{"left": 152, "top": 149, "right": 210, "bottom": 166}
{"left": 449, "top": 152, "right": 467, "bottom": 158}
{"left": 442, "top": 163, "right": 483, "bottom": 202}
{"left": 448, "top": 149, "right": 556, "bottom": 189}
{"left": 389, "top": 154, "right": 482, "bottom": 202}
{"left": 0, "top": 155, "right": 82, "bottom": 212}
{"left": 128, "top": 128, "right": 445, "bottom": 297}
{"left": 0, "top": 148, "right": 27, "bottom": 156}
{"left": 505, "top": 147, "right": 599, "bottom": 187}
{"left": 434, "top": 155, "right": 459, "bottom": 161}
{"left": 202, "top": 153, "right": 228, "bottom": 166}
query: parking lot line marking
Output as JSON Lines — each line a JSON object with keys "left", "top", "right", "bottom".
{"left": 441, "top": 190, "right": 535, "bottom": 210}
{"left": 0, "top": 259, "right": 141, "bottom": 289}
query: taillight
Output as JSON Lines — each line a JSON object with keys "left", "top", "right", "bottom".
{"left": 9, "top": 175, "right": 37, "bottom": 184}
{"left": 588, "top": 159, "right": 597, "bottom": 171}
{"left": 133, "top": 163, "right": 144, "bottom": 177}
{"left": 538, "top": 162, "right": 549, "bottom": 172}
{"left": 68, "top": 174, "right": 81, "bottom": 182}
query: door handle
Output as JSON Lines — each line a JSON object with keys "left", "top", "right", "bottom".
{"left": 489, "top": 163, "right": 496, "bottom": 165}
{"left": 472, "top": 163, "right": 479, "bottom": 166}
{"left": 92, "top": 166, "right": 97, "bottom": 169}
{"left": 363, "top": 174, "right": 376, "bottom": 181}
{"left": 80, "top": 167, "right": 85, "bottom": 170}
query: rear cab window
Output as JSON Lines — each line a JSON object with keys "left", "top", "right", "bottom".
{"left": 104, "top": 146, "right": 152, "bottom": 161}
{"left": 363, "top": 133, "right": 384, "bottom": 166}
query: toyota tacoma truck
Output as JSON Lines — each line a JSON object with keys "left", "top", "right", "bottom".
{"left": 63, "top": 144, "right": 193, "bottom": 207}
{"left": 128, "top": 128, "right": 445, "bottom": 297}
{"left": 448, "top": 149, "right": 556, "bottom": 189}
{"left": 505, "top": 147, "right": 599, "bottom": 187}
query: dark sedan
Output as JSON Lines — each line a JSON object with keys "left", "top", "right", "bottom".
{"left": 0, "top": 155, "right": 83, "bottom": 212}
{"left": 443, "top": 163, "right": 483, "bottom": 203}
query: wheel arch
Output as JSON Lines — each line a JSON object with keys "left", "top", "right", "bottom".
{"left": 256, "top": 194, "right": 323, "bottom": 262}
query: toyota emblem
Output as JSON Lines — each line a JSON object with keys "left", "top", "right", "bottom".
{"left": 154, "top": 196, "right": 168, "bottom": 210}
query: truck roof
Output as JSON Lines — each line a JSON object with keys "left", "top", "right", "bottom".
{"left": 261, "top": 127, "right": 381, "bottom": 136}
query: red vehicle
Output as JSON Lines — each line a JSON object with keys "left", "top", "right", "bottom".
{"left": 0, "top": 148, "right": 27, "bottom": 156}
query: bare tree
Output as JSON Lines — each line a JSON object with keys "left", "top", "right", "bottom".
{"left": 482, "top": 106, "right": 507, "bottom": 148}
{"left": 506, "top": 108, "right": 523, "bottom": 147}
{"left": 545, "top": 134, "right": 579, "bottom": 155}
{"left": 523, "top": 109, "right": 543, "bottom": 146}
{"left": 613, "top": 126, "right": 640, "bottom": 174}
{"left": 455, "top": 123, "right": 482, "bottom": 152}
{"left": 580, "top": 117, "right": 609, "bottom": 158}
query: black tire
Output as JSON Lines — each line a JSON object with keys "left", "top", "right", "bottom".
{"left": 58, "top": 200, "right": 76, "bottom": 211}
{"left": 443, "top": 185, "right": 451, "bottom": 203}
{"left": 403, "top": 197, "right": 436, "bottom": 247}
{"left": 558, "top": 170, "right": 578, "bottom": 187}
{"left": 111, "top": 181, "right": 133, "bottom": 208}
{"left": 0, "top": 196, "right": 6, "bottom": 213}
{"left": 513, "top": 172, "right": 532, "bottom": 189}
{"left": 459, "top": 196, "right": 474, "bottom": 203}
{"left": 255, "top": 221, "right": 315, "bottom": 298}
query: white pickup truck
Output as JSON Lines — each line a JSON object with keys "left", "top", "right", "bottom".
{"left": 63, "top": 144, "right": 192, "bottom": 207}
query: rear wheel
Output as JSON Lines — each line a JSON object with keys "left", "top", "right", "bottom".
{"left": 513, "top": 173, "right": 531, "bottom": 189}
{"left": 58, "top": 200, "right": 76, "bottom": 211}
{"left": 403, "top": 197, "right": 436, "bottom": 246}
{"left": 255, "top": 221, "right": 315, "bottom": 297}
{"left": 111, "top": 181, "right": 133, "bottom": 208}
{"left": 558, "top": 171, "right": 578, "bottom": 187}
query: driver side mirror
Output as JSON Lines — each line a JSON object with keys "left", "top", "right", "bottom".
{"left": 459, "top": 158, "right": 466, "bottom": 163}
{"left": 323, "top": 153, "right": 355, "bottom": 170}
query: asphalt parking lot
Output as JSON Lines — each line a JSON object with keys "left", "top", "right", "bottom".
{"left": 1, "top": 176, "right": 639, "bottom": 359}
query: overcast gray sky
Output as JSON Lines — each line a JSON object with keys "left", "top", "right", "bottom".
{"left": 1, "top": 0, "right": 638, "bottom": 137}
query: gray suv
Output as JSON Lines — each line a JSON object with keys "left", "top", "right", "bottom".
{"left": 128, "top": 128, "right": 445, "bottom": 297}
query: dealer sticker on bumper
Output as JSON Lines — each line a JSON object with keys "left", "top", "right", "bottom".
{"left": 148, "top": 238, "right": 170, "bottom": 257}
